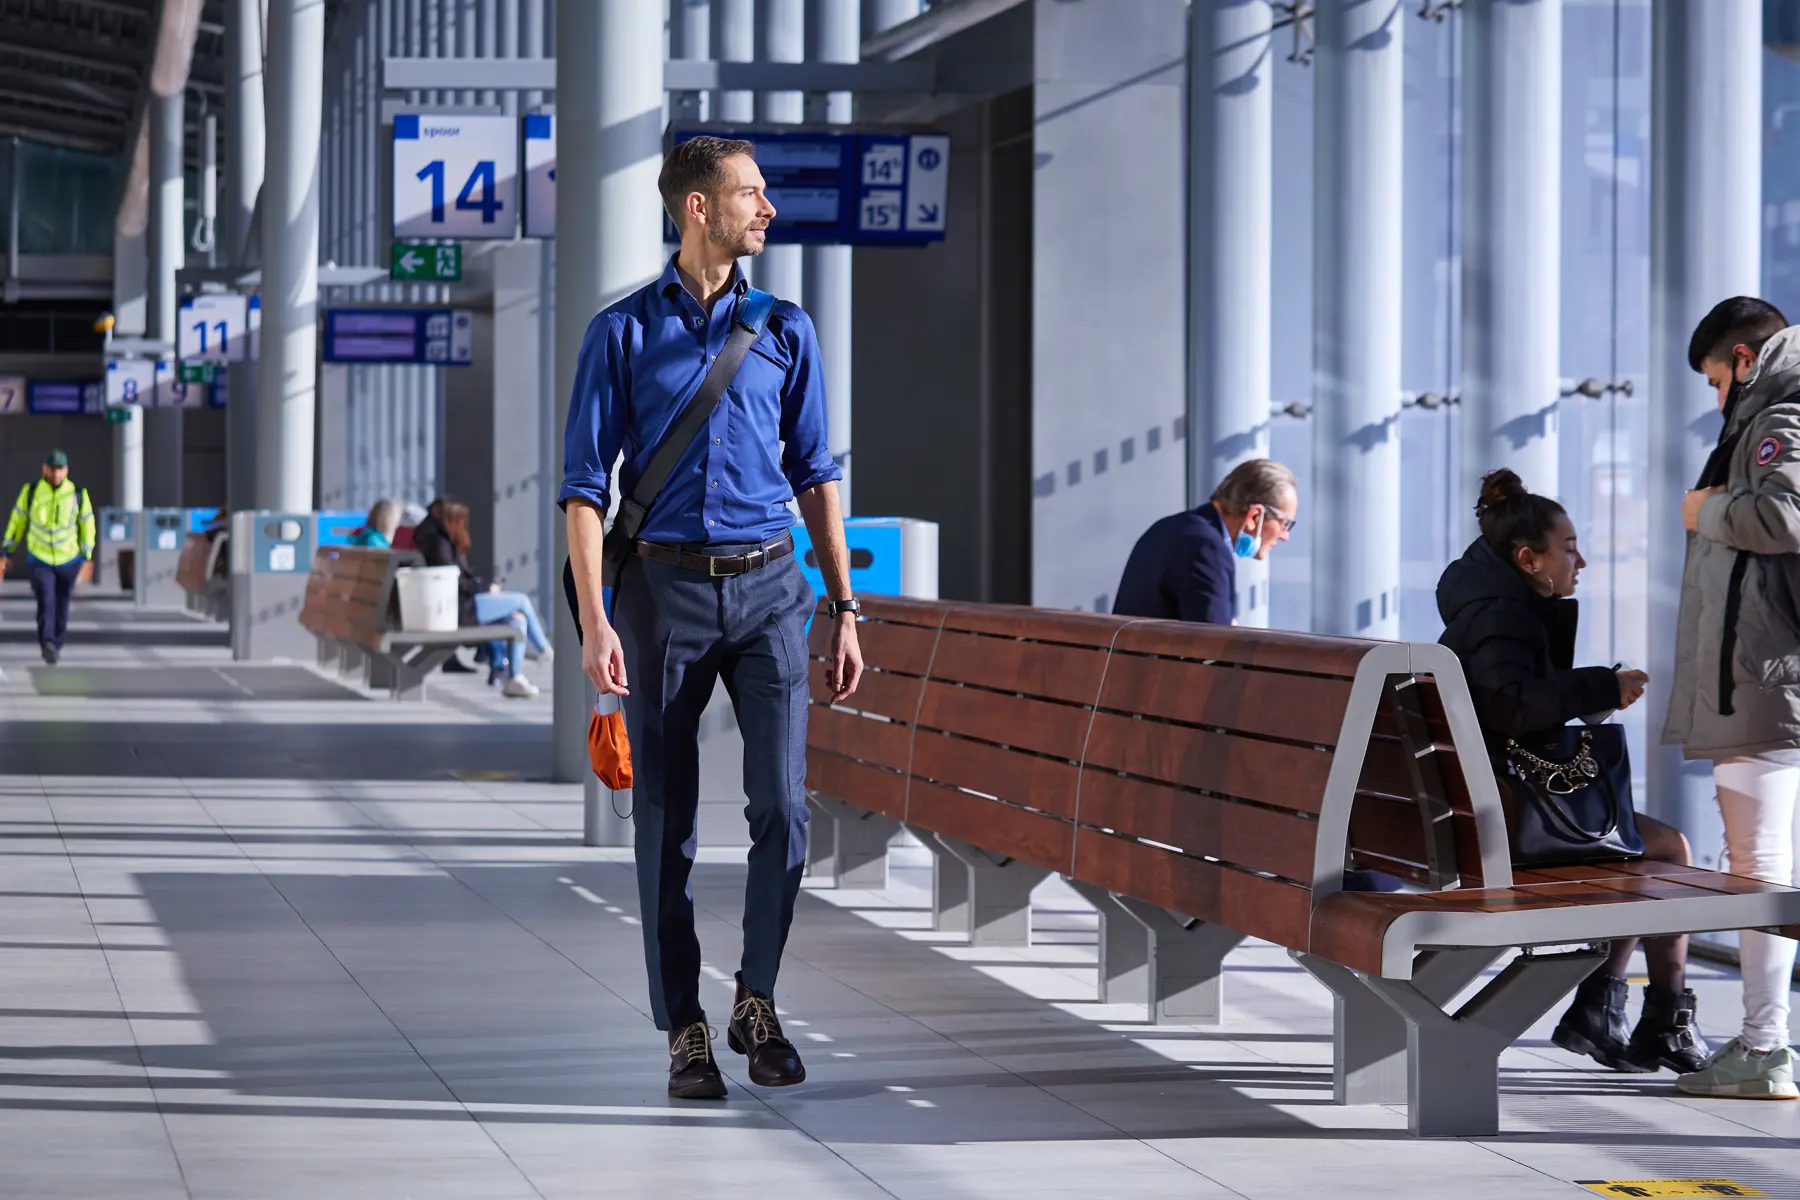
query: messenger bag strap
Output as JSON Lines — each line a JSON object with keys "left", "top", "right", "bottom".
{"left": 563, "top": 286, "right": 777, "bottom": 645}
{"left": 611, "top": 286, "right": 777, "bottom": 544}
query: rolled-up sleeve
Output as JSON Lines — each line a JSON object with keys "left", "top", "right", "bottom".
{"left": 558, "top": 312, "right": 628, "bottom": 512}
{"left": 776, "top": 308, "right": 843, "bottom": 497}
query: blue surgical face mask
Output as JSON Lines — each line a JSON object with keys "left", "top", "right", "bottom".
{"left": 1234, "top": 520, "right": 1259, "bottom": 559}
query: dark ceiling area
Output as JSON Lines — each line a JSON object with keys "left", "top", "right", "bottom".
{"left": 0, "top": 0, "right": 226, "bottom": 168}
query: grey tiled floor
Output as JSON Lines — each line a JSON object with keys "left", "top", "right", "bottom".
{"left": 2, "top": 596, "right": 1799, "bottom": 1197}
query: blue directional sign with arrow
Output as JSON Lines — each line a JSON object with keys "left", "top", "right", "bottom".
{"left": 667, "top": 126, "right": 950, "bottom": 247}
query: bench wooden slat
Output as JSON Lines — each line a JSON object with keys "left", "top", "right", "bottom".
{"left": 1079, "top": 711, "right": 1334, "bottom": 816}
{"left": 1075, "top": 830, "right": 1314, "bottom": 949}
{"left": 1108, "top": 619, "right": 1378, "bottom": 676}
{"left": 915, "top": 680, "right": 1090, "bottom": 762}
{"left": 906, "top": 778, "right": 1073, "bottom": 874}
{"left": 810, "top": 613, "right": 942, "bottom": 675}
{"left": 811, "top": 668, "right": 923, "bottom": 723}
{"left": 911, "top": 728, "right": 1081, "bottom": 821}
{"left": 1098, "top": 652, "right": 1351, "bottom": 748}
{"left": 924, "top": 629, "right": 1108, "bottom": 706}
{"left": 805, "top": 751, "right": 908, "bottom": 820}
{"left": 1074, "top": 770, "right": 1317, "bottom": 884}
{"left": 807, "top": 705, "right": 912, "bottom": 770}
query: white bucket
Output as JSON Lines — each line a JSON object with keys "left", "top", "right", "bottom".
{"left": 394, "top": 565, "right": 461, "bottom": 632}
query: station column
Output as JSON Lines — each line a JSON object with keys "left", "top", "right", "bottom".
{"left": 224, "top": 0, "right": 267, "bottom": 515}
{"left": 805, "top": 0, "right": 858, "bottom": 511}
{"left": 258, "top": 0, "right": 325, "bottom": 511}
{"left": 1186, "top": 0, "right": 1273, "bottom": 627}
{"left": 1310, "top": 0, "right": 1403, "bottom": 639}
{"left": 551, "top": 0, "right": 664, "bottom": 785}
{"left": 1646, "top": 0, "right": 1764, "bottom": 865}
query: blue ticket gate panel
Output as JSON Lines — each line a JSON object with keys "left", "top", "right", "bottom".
{"left": 315, "top": 510, "right": 366, "bottom": 547}
{"left": 98, "top": 508, "right": 135, "bottom": 591}
{"left": 230, "top": 511, "right": 318, "bottom": 661}
{"left": 134, "top": 508, "right": 187, "bottom": 607}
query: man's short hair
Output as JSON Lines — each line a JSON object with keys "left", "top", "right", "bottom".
{"left": 1688, "top": 296, "right": 1788, "bottom": 373}
{"left": 658, "top": 136, "right": 756, "bottom": 230}
{"left": 1210, "top": 459, "right": 1297, "bottom": 515}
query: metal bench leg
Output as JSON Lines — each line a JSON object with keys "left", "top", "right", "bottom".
{"left": 804, "top": 795, "right": 837, "bottom": 879}
{"left": 931, "top": 834, "right": 1047, "bottom": 947}
{"left": 316, "top": 638, "right": 340, "bottom": 671}
{"left": 804, "top": 794, "right": 899, "bottom": 889}
{"left": 907, "top": 825, "right": 972, "bottom": 933}
{"left": 366, "top": 653, "right": 396, "bottom": 692}
{"left": 1063, "top": 880, "right": 1151, "bottom": 1006}
{"left": 1106, "top": 896, "right": 1245, "bottom": 1024}
{"left": 389, "top": 648, "right": 455, "bottom": 701}
{"left": 1293, "top": 947, "right": 1497, "bottom": 1106}
{"left": 1361, "top": 948, "right": 1603, "bottom": 1138}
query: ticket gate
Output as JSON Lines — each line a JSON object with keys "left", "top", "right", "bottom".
{"left": 134, "top": 508, "right": 186, "bottom": 607}
{"left": 97, "top": 508, "right": 134, "bottom": 591}
{"left": 230, "top": 511, "right": 319, "bottom": 661}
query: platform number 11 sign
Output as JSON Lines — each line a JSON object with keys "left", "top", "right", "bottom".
{"left": 392, "top": 114, "right": 519, "bottom": 240}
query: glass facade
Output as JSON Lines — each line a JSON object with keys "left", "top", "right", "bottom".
{"left": 0, "top": 139, "right": 119, "bottom": 256}
{"left": 1263, "top": 2, "right": 1800, "bottom": 782}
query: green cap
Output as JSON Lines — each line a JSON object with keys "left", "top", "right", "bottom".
{"left": 44, "top": 450, "right": 67, "bottom": 468}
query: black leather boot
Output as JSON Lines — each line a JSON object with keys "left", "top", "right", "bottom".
{"left": 727, "top": 974, "right": 806, "bottom": 1087}
{"left": 1624, "top": 986, "right": 1710, "bottom": 1074}
{"left": 1552, "top": 973, "right": 1651, "bottom": 1072}
{"left": 667, "top": 1021, "right": 727, "bottom": 1100}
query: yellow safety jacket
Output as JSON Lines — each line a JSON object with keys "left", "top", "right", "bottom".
{"left": 3, "top": 479, "right": 95, "bottom": 566}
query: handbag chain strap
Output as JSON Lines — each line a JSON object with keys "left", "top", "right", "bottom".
{"left": 1504, "top": 729, "right": 1602, "bottom": 796}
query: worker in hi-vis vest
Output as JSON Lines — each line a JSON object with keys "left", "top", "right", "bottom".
{"left": 1, "top": 450, "right": 95, "bottom": 665}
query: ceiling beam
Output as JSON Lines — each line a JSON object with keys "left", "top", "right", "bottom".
{"left": 0, "top": 122, "right": 115, "bottom": 155}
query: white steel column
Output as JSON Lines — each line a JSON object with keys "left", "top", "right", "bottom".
{"left": 224, "top": 0, "right": 266, "bottom": 515}
{"left": 1646, "top": 1, "right": 1764, "bottom": 863}
{"left": 712, "top": 0, "right": 754, "bottom": 123}
{"left": 112, "top": 123, "right": 149, "bottom": 510}
{"left": 756, "top": 0, "right": 804, "bottom": 304}
{"left": 805, "top": 0, "right": 856, "bottom": 512}
{"left": 258, "top": 0, "right": 325, "bottom": 511}
{"left": 1311, "top": 0, "right": 1403, "bottom": 639}
{"left": 671, "top": 0, "right": 710, "bottom": 124}
{"left": 552, "top": 0, "right": 664, "bottom": 789}
{"left": 1187, "top": 0, "right": 1273, "bottom": 626}
{"left": 1460, "top": 0, "right": 1561, "bottom": 528}
{"left": 145, "top": 86, "right": 186, "bottom": 507}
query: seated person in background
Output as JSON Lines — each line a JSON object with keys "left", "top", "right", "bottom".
{"left": 349, "top": 499, "right": 401, "bottom": 549}
{"left": 1437, "top": 468, "right": 1707, "bottom": 1075}
{"left": 413, "top": 496, "right": 552, "bottom": 699}
{"left": 1113, "top": 458, "right": 1297, "bottom": 624}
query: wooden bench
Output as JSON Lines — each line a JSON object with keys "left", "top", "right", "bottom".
{"left": 803, "top": 596, "right": 1800, "bottom": 1137}
{"left": 298, "top": 546, "right": 520, "bottom": 701}
{"left": 175, "top": 533, "right": 229, "bottom": 621}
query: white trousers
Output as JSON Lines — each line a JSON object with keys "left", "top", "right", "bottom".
{"left": 1714, "top": 755, "right": 1800, "bottom": 1051}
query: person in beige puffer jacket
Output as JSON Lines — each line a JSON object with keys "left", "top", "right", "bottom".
{"left": 1663, "top": 298, "right": 1800, "bottom": 1099}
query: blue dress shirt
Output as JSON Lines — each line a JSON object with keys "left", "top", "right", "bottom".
{"left": 558, "top": 256, "right": 842, "bottom": 545}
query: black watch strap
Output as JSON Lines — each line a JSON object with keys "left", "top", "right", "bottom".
{"left": 826, "top": 597, "right": 862, "bottom": 618}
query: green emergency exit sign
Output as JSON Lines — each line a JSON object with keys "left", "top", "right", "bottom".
{"left": 392, "top": 242, "right": 462, "bottom": 282}
{"left": 178, "top": 362, "right": 216, "bottom": 384}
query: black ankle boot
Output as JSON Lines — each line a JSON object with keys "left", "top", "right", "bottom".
{"left": 1624, "top": 986, "right": 1710, "bottom": 1074}
{"left": 1552, "top": 973, "right": 1651, "bottom": 1073}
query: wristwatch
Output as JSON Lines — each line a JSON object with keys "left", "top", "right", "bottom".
{"left": 826, "top": 597, "right": 862, "bottom": 618}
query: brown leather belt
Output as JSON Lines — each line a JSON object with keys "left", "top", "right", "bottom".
{"left": 632, "top": 533, "right": 795, "bottom": 578}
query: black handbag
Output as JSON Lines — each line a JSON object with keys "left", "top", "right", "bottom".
{"left": 1497, "top": 724, "right": 1644, "bottom": 867}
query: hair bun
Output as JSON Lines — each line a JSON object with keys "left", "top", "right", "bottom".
{"left": 1476, "top": 468, "right": 1527, "bottom": 516}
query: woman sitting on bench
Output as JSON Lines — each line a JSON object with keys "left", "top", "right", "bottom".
{"left": 413, "top": 496, "right": 552, "bottom": 700}
{"left": 1436, "top": 468, "right": 1708, "bottom": 1076}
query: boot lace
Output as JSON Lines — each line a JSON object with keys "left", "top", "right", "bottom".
{"left": 732, "top": 994, "right": 785, "bottom": 1047}
{"left": 673, "top": 1022, "right": 714, "bottom": 1064}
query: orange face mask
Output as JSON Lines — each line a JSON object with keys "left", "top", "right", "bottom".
{"left": 587, "top": 708, "right": 633, "bottom": 791}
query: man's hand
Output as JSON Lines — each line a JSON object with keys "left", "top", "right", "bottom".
{"left": 828, "top": 612, "right": 863, "bottom": 702}
{"left": 583, "top": 618, "right": 630, "bottom": 696}
{"left": 1616, "top": 668, "right": 1649, "bottom": 709}
{"left": 1683, "top": 486, "right": 1724, "bottom": 533}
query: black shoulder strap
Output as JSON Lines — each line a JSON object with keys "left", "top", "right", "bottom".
{"left": 611, "top": 287, "right": 777, "bottom": 544}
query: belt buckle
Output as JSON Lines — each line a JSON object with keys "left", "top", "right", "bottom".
{"left": 708, "top": 554, "right": 733, "bottom": 578}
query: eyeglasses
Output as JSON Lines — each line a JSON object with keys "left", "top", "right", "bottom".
{"left": 1264, "top": 505, "right": 1297, "bottom": 534}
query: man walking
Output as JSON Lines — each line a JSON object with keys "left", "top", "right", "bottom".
{"left": 561, "top": 136, "right": 863, "bottom": 1100}
{"left": 2, "top": 450, "right": 95, "bottom": 665}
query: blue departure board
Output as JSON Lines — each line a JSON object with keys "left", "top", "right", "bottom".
{"left": 667, "top": 127, "right": 950, "bottom": 246}
{"left": 323, "top": 308, "right": 474, "bottom": 365}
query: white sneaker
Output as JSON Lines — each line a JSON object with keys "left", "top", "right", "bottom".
{"left": 1676, "top": 1037, "right": 1799, "bottom": 1100}
{"left": 502, "top": 674, "right": 540, "bottom": 699}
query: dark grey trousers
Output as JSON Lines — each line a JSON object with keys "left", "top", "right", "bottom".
{"left": 614, "top": 544, "right": 815, "bottom": 1031}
